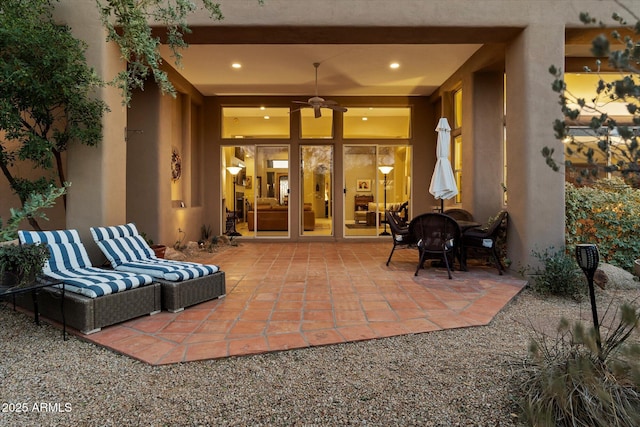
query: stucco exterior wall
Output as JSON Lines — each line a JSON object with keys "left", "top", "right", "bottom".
{"left": 505, "top": 23, "right": 566, "bottom": 269}
{"left": 194, "top": 0, "right": 617, "bottom": 28}
{"left": 469, "top": 71, "right": 505, "bottom": 223}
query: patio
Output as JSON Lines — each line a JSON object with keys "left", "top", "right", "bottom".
{"left": 78, "top": 242, "right": 527, "bottom": 365}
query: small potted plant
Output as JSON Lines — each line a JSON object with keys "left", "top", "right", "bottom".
{"left": 0, "top": 242, "right": 49, "bottom": 290}
{"left": 141, "top": 232, "right": 166, "bottom": 258}
{"left": 0, "top": 185, "right": 67, "bottom": 291}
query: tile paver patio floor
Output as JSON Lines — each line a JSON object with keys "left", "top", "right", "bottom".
{"left": 77, "top": 242, "right": 527, "bottom": 365}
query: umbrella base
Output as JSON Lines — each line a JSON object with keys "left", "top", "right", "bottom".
{"left": 379, "top": 231, "right": 391, "bottom": 236}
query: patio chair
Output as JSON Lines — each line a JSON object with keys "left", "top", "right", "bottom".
{"left": 90, "top": 223, "right": 226, "bottom": 312}
{"left": 461, "top": 210, "right": 508, "bottom": 275}
{"left": 385, "top": 210, "right": 416, "bottom": 266}
{"left": 443, "top": 208, "right": 474, "bottom": 222}
{"left": 409, "top": 213, "right": 461, "bottom": 279}
{"left": 17, "top": 229, "right": 161, "bottom": 334}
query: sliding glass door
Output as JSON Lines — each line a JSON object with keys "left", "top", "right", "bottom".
{"left": 253, "top": 145, "right": 290, "bottom": 237}
{"left": 344, "top": 145, "right": 412, "bottom": 237}
{"left": 221, "top": 145, "right": 290, "bottom": 238}
{"left": 300, "top": 145, "right": 333, "bottom": 236}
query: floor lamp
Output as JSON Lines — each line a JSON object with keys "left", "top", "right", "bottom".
{"left": 378, "top": 166, "right": 394, "bottom": 236}
{"left": 226, "top": 166, "right": 242, "bottom": 236}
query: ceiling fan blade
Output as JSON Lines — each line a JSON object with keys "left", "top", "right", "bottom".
{"left": 314, "top": 106, "right": 322, "bottom": 118}
{"left": 322, "top": 99, "right": 338, "bottom": 105}
{"left": 292, "top": 100, "right": 311, "bottom": 105}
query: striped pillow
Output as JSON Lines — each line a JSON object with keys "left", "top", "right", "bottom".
{"left": 90, "top": 224, "right": 155, "bottom": 268}
{"left": 18, "top": 229, "right": 92, "bottom": 274}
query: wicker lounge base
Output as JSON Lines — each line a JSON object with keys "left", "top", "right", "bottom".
{"left": 159, "top": 271, "right": 226, "bottom": 312}
{"left": 12, "top": 283, "right": 162, "bottom": 334}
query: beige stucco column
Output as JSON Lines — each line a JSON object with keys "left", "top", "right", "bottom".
{"left": 468, "top": 71, "right": 505, "bottom": 223}
{"left": 505, "top": 24, "right": 566, "bottom": 269}
{"left": 55, "top": 1, "right": 127, "bottom": 261}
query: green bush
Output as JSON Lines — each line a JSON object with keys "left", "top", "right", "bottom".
{"left": 0, "top": 243, "right": 49, "bottom": 288}
{"left": 526, "top": 247, "right": 586, "bottom": 300}
{"left": 516, "top": 303, "right": 640, "bottom": 426}
{"left": 565, "top": 178, "right": 640, "bottom": 271}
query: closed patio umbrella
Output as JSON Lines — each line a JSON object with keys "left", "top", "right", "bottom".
{"left": 429, "top": 117, "right": 458, "bottom": 211}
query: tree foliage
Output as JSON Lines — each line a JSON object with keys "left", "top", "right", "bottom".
{"left": 0, "top": 0, "right": 107, "bottom": 228}
{"left": 545, "top": 3, "right": 640, "bottom": 185}
{"left": 96, "top": 0, "right": 220, "bottom": 105}
{"left": 96, "top": 0, "right": 264, "bottom": 105}
{"left": 0, "top": 184, "right": 69, "bottom": 242}
{"left": 565, "top": 178, "right": 640, "bottom": 270}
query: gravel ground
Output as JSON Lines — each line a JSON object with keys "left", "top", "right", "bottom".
{"left": 1, "top": 287, "right": 639, "bottom": 427}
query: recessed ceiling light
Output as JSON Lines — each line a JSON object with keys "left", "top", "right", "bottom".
{"left": 259, "top": 106, "right": 266, "bottom": 110}
{"left": 390, "top": 62, "right": 400, "bottom": 69}
{"left": 232, "top": 63, "right": 242, "bottom": 69}
{"left": 264, "top": 115, "right": 270, "bottom": 120}
{"left": 362, "top": 117, "right": 368, "bottom": 121}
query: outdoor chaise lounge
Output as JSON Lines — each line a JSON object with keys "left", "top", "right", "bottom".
{"left": 90, "top": 223, "right": 226, "bottom": 312}
{"left": 17, "top": 229, "right": 161, "bottom": 334}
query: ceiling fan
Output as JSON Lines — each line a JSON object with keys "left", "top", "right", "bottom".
{"left": 292, "top": 62, "right": 348, "bottom": 118}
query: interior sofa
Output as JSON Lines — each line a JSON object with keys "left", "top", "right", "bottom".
{"left": 247, "top": 198, "right": 315, "bottom": 231}
{"left": 16, "top": 229, "right": 161, "bottom": 334}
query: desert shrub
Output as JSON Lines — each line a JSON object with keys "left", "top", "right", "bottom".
{"left": 526, "top": 247, "right": 586, "bottom": 300}
{"left": 516, "top": 302, "right": 640, "bottom": 426}
{"left": 565, "top": 178, "right": 640, "bottom": 271}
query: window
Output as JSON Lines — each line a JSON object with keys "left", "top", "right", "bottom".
{"left": 453, "top": 89, "right": 463, "bottom": 203}
{"left": 454, "top": 135, "right": 463, "bottom": 204}
{"left": 343, "top": 107, "right": 410, "bottom": 139}
{"left": 453, "top": 89, "right": 463, "bottom": 129}
{"left": 300, "top": 109, "right": 333, "bottom": 139}
{"left": 503, "top": 75, "right": 507, "bottom": 205}
{"left": 222, "top": 107, "right": 290, "bottom": 139}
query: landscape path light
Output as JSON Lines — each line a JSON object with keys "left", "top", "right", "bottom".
{"left": 575, "top": 243, "right": 602, "bottom": 359}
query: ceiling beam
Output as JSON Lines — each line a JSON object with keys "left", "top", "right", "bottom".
{"left": 150, "top": 26, "right": 523, "bottom": 45}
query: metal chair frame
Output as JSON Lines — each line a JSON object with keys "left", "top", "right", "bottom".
{"left": 385, "top": 210, "right": 415, "bottom": 266}
{"left": 409, "top": 213, "right": 461, "bottom": 279}
{"left": 461, "top": 211, "right": 508, "bottom": 275}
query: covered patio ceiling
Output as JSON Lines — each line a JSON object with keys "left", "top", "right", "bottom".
{"left": 158, "top": 26, "right": 600, "bottom": 99}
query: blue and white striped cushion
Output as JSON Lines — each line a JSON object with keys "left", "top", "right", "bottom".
{"left": 91, "top": 223, "right": 139, "bottom": 240}
{"left": 90, "top": 224, "right": 155, "bottom": 267}
{"left": 18, "top": 229, "right": 92, "bottom": 274}
{"left": 91, "top": 223, "right": 219, "bottom": 282}
{"left": 45, "top": 269, "right": 153, "bottom": 298}
{"left": 115, "top": 259, "right": 219, "bottom": 281}
{"left": 18, "top": 229, "right": 155, "bottom": 298}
